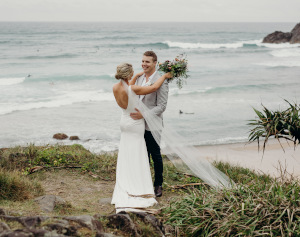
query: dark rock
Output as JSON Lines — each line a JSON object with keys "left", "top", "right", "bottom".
{"left": 262, "top": 31, "right": 292, "bottom": 43}
{"left": 63, "top": 215, "right": 103, "bottom": 233}
{"left": 69, "top": 136, "right": 79, "bottom": 140}
{"left": 0, "top": 211, "right": 165, "bottom": 236}
{"left": 0, "top": 228, "right": 64, "bottom": 237}
{"left": 20, "top": 216, "right": 46, "bottom": 228}
{"left": 290, "top": 23, "right": 300, "bottom": 43}
{"left": 134, "top": 212, "right": 165, "bottom": 235}
{"left": 28, "top": 229, "right": 49, "bottom": 237}
{"left": 0, "top": 229, "right": 34, "bottom": 237}
{"left": 46, "top": 222, "right": 77, "bottom": 236}
{"left": 96, "top": 233, "right": 120, "bottom": 237}
{"left": 53, "top": 133, "right": 68, "bottom": 140}
{"left": 106, "top": 213, "right": 139, "bottom": 237}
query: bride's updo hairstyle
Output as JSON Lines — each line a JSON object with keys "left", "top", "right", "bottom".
{"left": 115, "top": 63, "right": 133, "bottom": 80}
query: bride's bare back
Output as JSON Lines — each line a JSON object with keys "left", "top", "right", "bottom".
{"left": 113, "top": 82, "right": 128, "bottom": 109}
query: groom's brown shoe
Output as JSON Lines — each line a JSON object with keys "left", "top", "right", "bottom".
{"left": 155, "top": 186, "right": 162, "bottom": 197}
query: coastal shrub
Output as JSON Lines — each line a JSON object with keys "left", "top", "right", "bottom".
{"left": 0, "top": 168, "right": 44, "bottom": 201}
{"left": 163, "top": 164, "right": 300, "bottom": 236}
{"left": 0, "top": 144, "right": 118, "bottom": 180}
{"left": 248, "top": 100, "right": 300, "bottom": 153}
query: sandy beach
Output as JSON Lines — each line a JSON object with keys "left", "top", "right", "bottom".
{"left": 197, "top": 138, "right": 300, "bottom": 179}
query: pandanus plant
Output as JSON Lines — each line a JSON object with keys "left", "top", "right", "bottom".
{"left": 248, "top": 100, "right": 300, "bottom": 153}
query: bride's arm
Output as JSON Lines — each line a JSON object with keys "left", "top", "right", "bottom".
{"left": 131, "top": 73, "right": 172, "bottom": 95}
{"left": 129, "top": 72, "right": 144, "bottom": 85}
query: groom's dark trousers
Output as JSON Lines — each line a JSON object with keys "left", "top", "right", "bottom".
{"left": 144, "top": 130, "right": 163, "bottom": 186}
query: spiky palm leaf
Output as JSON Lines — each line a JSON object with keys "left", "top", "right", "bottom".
{"left": 248, "top": 100, "right": 300, "bottom": 154}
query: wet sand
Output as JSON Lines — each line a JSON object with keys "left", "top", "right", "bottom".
{"left": 197, "top": 139, "right": 300, "bottom": 178}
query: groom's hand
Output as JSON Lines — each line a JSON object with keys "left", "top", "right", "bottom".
{"left": 130, "top": 108, "right": 143, "bottom": 120}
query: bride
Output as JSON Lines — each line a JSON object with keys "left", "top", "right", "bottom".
{"left": 111, "top": 62, "right": 172, "bottom": 213}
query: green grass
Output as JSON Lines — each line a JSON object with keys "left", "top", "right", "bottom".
{"left": 0, "top": 144, "right": 117, "bottom": 180}
{"left": 162, "top": 162, "right": 300, "bottom": 236}
{"left": 0, "top": 168, "right": 44, "bottom": 201}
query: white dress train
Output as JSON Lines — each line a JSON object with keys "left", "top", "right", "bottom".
{"left": 111, "top": 85, "right": 157, "bottom": 213}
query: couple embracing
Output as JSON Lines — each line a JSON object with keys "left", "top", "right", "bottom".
{"left": 111, "top": 51, "right": 232, "bottom": 214}
{"left": 111, "top": 51, "right": 171, "bottom": 213}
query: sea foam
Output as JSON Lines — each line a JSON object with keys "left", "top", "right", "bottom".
{"left": 270, "top": 49, "right": 300, "bottom": 58}
{"left": 164, "top": 40, "right": 244, "bottom": 49}
{"left": 0, "top": 90, "right": 114, "bottom": 115}
{"left": 196, "top": 136, "right": 248, "bottom": 146}
{"left": 163, "top": 39, "right": 300, "bottom": 50}
{"left": 0, "top": 77, "right": 26, "bottom": 86}
{"left": 256, "top": 61, "right": 300, "bottom": 67}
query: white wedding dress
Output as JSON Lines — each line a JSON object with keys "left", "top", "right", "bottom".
{"left": 111, "top": 85, "right": 157, "bottom": 213}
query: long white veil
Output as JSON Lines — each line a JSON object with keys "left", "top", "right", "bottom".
{"left": 124, "top": 81, "right": 233, "bottom": 188}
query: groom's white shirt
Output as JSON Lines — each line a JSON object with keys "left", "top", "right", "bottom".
{"left": 139, "top": 71, "right": 157, "bottom": 101}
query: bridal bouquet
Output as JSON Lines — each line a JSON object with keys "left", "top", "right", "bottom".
{"left": 158, "top": 54, "right": 189, "bottom": 89}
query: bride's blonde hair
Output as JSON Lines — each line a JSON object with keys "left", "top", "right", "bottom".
{"left": 115, "top": 63, "right": 133, "bottom": 80}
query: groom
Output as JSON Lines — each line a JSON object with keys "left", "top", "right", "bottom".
{"left": 130, "top": 51, "right": 169, "bottom": 197}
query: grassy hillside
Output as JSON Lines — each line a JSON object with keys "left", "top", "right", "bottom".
{"left": 1, "top": 144, "right": 300, "bottom": 236}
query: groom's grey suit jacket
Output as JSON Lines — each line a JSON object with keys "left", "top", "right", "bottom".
{"left": 135, "top": 72, "right": 169, "bottom": 131}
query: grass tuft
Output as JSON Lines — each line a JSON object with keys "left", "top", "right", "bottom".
{"left": 0, "top": 168, "right": 44, "bottom": 201}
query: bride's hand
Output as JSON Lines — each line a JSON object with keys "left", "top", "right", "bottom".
{"left": 135, "top": 71, "right": 144, "bottom": 77}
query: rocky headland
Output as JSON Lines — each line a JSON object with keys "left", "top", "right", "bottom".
{"left": 263, "top": 22, "right": 300, "bottom": 44}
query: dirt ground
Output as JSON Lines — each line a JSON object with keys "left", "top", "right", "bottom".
{"left": 18, "top": 169, "right": 179, "bottom": 216}
{"left": 38, "top": 169, "right": 116, "bottom": 215}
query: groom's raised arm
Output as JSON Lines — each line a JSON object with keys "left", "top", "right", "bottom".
{"left": 150, "top": 80, "right": 169, "bottom": 116}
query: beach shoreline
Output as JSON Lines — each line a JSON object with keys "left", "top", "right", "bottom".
{"left": 194, "top": 138, "right": 300, "bottom": 179}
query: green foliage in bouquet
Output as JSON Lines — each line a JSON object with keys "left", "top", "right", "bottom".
{"left": 158, "top": 54, "right": 189, "bottom": 89}
{"left": 248, "top": 100, "right": 300, "bottom": 153}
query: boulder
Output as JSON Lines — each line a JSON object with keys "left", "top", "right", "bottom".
{"left": 53, "top": 133, "right": 68, "bottom": 140}
{"left": 290, "top": 23, "right": 300, "bottom": 43}
{"left": 262, "top": 31, "right": 292, "bottom": 43}
{"left": 69, "top": 136, "right": 80, "bottom": 140}
{"left": 106, "top": 213, "right": 139, "bottom": 237}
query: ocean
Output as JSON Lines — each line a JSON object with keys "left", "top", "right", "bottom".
{"left": 0, "top": 22, "right": 299, "bottom": 153}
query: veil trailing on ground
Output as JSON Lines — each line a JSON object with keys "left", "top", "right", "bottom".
{"left": 123, "top": 81, "right": 233, "bottom": 188}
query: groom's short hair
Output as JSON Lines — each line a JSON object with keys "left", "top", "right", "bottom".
{"left": 144, "top": 51, "right": 157, "bottom": 62}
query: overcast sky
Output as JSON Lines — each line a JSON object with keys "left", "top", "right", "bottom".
{"left": 0, "top": 0, "right": 299, "bottom": 22}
